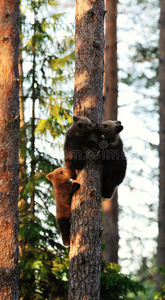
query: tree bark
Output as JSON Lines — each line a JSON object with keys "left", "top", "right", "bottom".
{"left": 156, "top": 0, "right": 165, "bottom": 289}
{"left": 68, "top": 1, "right": 104, "bottom": 299}
{"left": 102, "top": 0, "right": 119, "bottom": 264}
{"left": 103, "top": 0, "right": 118, "bottom": 121}
{"left": 102, "top": 193, "right": 119, "bottom": 263}
{"left": 0, "top": 1, "right": 20, "bottom": 299}
{"left": 19, "top": 38, "right": 27, "bottom": 204}
{"left": 30, "top": 16, "right": 36, "bottom": 214}
{"left": 73, "top": 0, "right": 104, "bottom": 122}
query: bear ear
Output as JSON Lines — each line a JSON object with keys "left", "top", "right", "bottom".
{"left": 73, "top": 116, "right": 80, "bottom": 123}
{"left": 46, "top": 172, "right": 53, "bottom": 182}
{"left": 116, "top": 125, "right": 123, "bottom": 133}
{"left": 115, "top": 120, "right": 121, "bottom": 125}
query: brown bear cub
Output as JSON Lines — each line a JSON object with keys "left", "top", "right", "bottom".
{"left": 96, "top": 120, "right": 127, "bottom": 198}
{"left": 64, "top": 116, "right": 96, "bottom": 179}
{"left": 46, "top": 167, "right": 80, "bottom": 246}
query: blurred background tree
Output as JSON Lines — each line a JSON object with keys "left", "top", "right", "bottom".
{"left": 102, "top": 0, "right": 119, "bottom": 265}
{"left": 156, "top": 0, "right": 165, "bottom": 293}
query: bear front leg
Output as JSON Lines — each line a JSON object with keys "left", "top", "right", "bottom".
{"left": 65, "top": 160, "right": 76, "bottom": 179}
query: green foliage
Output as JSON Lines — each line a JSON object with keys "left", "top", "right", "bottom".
{"left": 100, "top": 261, "right": 145, "bottom": 300}
{"left": 19, "top": 0, "right": 74, "bottom": 298}
{"left": 19, "top": 209, "right": 69, "bottom": 299}
{"left": 127, "top": 257, "right": 156, "bottom": 300}
{"left": 155, "top": 266, "right": 165, "bottom": 299}
{"left": 19, "top": 142, "right": 69, "bottom": 299}
{"left": 20, "top": 0, "right": 75, "bottom": 134}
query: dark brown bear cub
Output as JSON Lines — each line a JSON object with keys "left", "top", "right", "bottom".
{"left": 46, "top": 167, "right": 80, "bottom": 246}
{"left": 64, "top": 116, "right": 96, "bottom": 179}
{"left": 97, "top": 120, "right": 127, "bottom": 198}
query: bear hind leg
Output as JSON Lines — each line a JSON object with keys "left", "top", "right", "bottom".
{"left": 57, "top": 218, "right": 70, "bottom": 246}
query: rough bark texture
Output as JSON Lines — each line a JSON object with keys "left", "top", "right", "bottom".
{"left": 0, "top": 1, "right": 20, "bottom": 299}
{"left": 68, "top": 0, "right": 104, "bottom": 299}
{"left": 102, "top": 0, "right": 119, "bottom": 263}
{"left": 73, "top": 0, "right": 104, "bottom": 122}
{"left": 157, "top": 0, "right": 165, "bottom": 289}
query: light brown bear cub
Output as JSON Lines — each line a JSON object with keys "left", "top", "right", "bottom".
{"left": 97, "top": 120, "right": 127, "bottom": 198}
{"left": 64, "top": 116, "right": 96, "bottom": 179}
{"left": 46, "top": 167, "right": 80, "bottom": 246}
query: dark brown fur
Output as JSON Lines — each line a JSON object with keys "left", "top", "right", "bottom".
{"left": 97, "top": 120, "right": 127, "bottom": 198}
{"left": 46, "top": 167, "right": 80, "bottom": 246}
{"left": 64, "top": 116, "right": 96, "bottom": 178}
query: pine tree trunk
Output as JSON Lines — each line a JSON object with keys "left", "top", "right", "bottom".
{"left": 19, "top": 39, "right": 25, "bottom": 130}
{"left": 19, "top": 39, "right": 27, "bottom": 204}
{"left": 156, "top": 0, "right": 165, "bottom": 289}
{"left": 102, "top": 193, "right": 119, "bottom": 263}
{"left": 0, "top": 1, "right": 20, "bottom": 299}
{"left": 68, "top": 0, "right": 105, "bottom": 299}
{"left": 30, "top": 19, "right": 36, "bottom": 214}
{"left": 103, "top": 0, "right": 118, "bottom": 121}
{"left": 102, "top": 0, "right": 119, "bottom": 263}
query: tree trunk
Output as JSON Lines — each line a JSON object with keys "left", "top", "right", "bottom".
{"left": 103, "top": 0, "right": 118, "bottom": 121}
{"left": 68, "top": 1, "right": 105, "bottom": 299}
{"left": 102, "top": 0, "right": 119, "bottom": 264}
{"left": 102, "top": 193, "right": 119, "bottom": 263}
{"left": 0, "top": 1, "right": 20, "bottom": 299}
{"left": 19, "top": 38, "right": 27, "bottom": 204}
{"left": 156, "top": 0, "right": 165, "bottom": 289}
{"left": 30, "top": 18, "right": 36, "bottom": 214}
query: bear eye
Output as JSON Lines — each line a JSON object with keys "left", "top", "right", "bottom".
{"left": 60, "top": 171, "right": 63, "bottom": 174}
{"left": 104, "top": 124, "right": 108, "bottom": 128}
{"left": 77, "top": 123, "right": 83, "bottom": 129}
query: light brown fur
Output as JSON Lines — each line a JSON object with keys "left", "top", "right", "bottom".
{"left": 46, "top": 167, "right": 80, "bottom": 246}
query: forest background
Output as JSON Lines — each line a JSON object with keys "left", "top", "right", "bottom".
{"left": 7, "top": 0, "right": 163, "bottom": 298}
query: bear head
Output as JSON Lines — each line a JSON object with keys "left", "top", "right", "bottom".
{"left": 46, "top": 167, "right": 80, "bottom": 191}
{"left": 96, "top": 120, "right": 123, "bottom": 143}
{"left": 46, "top": 167, "right": 70, "bottom": 185}
{"left": 72, "top": 116, "right": 96, "bottom": 136}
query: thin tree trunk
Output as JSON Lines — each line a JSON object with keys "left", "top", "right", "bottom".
{"left": 102, "top": 0, "right": 119, "bottom": 263}
{"left": 19, "top": 39, "right": 27, "bottom": 204}
{"left": 102, "top": 193, "right": 119, "bottom": 263}
{"left": 103, "top": 0, "right": 118, "bottom": 121}
{"left": 156, "top": 0, "right": 165, "bottom": 289}
{"left": 19, "top": 40, "right": 25, "bottom": 130}
{"left": 0, "top": 1, "right": 20, "bottom": 298}
{"left": 68, "top": 1, "right": 105, "bottom": 299}
{"left": 30, "top": 19, "right": 36, "bottom": 214}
